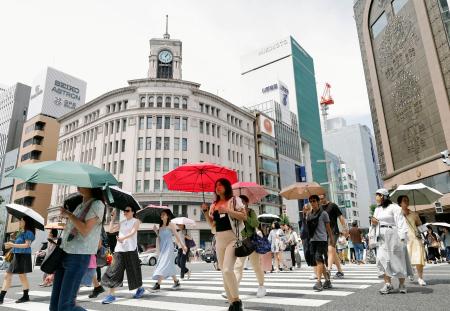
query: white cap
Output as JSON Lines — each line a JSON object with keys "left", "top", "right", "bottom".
{"left": 376, "top": 188, "right": 389, "bottom": 196}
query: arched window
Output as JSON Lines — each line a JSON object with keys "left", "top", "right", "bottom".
{"left": 140, "top": 97, "right": 146, "bottom": 108}
{"left": 182, "top": 97, "right": 188, "bottom": 109}
{"left": 165, "top": 96, "right": 172, "bottom": 108}
{"left": 157, "top": 96, "right": 163, "bottom": 108}
{"left": 148, "top": 96, "right": 154, "bottom": 108}
{"left": 174, "top": 97, "right": 180, "bottom": 109}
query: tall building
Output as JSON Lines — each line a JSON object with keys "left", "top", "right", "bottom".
{"left": 0, "top": 82, "right": 31, "bottom": 240}
{"left": 248, "top": 89, "right": 305, "bottom": 230}
{"left": 354, "top": 0, "right": 450, "bottom": 220}
{"left": 323, "top": 118, "right": 381, "bottom": 227}
{"left": 240, "top": 37, "right": 327, "bottom": 185}
{"left": 7, "top": 67, "right": 87, "bottom": 233}
{"left": 49, "top": 30, "right": 256, "bottom": 250}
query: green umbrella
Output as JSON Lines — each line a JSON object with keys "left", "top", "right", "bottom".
{"left": 6, "top": 161, "right": 118, "bottom": 188}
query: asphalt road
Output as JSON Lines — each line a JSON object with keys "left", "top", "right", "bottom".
{"left": 0, "top": 261, "right": 449, "bottom": 311}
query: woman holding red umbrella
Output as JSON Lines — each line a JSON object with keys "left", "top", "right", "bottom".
{"left": 201, "top": 178, "right": 247, "bottom": 311}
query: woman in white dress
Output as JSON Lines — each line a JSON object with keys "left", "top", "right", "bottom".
{"left": 371, "top": 189, "right": 413, "bottom": 294}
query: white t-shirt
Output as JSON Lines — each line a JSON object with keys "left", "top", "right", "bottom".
{"left": 115, "top": 218, "right": 139, "bottom": 252}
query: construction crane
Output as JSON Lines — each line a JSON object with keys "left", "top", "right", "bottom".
{"left": 320, "top": 83, "right": 334, "bottom": 131}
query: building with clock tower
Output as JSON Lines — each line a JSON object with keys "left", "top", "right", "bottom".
{"left": 148, "top": 16, "right": 182, "bottom": 80}
{"left": 49, "top": 19, "right": 256, "bottom": 249}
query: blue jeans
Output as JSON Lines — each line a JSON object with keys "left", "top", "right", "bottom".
{"left": 353, "top": 243, "right": 364, "bottom": 262}
{"left": 50, "top": 253, "right": 90, "bottom": 311}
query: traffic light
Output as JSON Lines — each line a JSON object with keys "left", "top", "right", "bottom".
{"left": 441, "top": 150, "right": 450, "bottom": 166}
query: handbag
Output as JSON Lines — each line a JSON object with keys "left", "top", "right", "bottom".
{"left": 232, "top": 198, "right": 255, "bottom": 257}
{"left": 41, "top": 199, "right": 95, "bottom": 274}
{"left": 96, "top": 246, "right": 108, "bottom": 268}
{"left": 252, "top": 234, "right": 271, "bottom": 254}
{"left": 368, "top": 224, "right": 379, "bottom": 249}
{"left": 4, "top": 250, "right": 14, "bottom": 263}
{"left": 185, "top": 238, "right": 196, "bottom": 249}
{"left": 405, "top": 214, "right": 422, "bottom": 240}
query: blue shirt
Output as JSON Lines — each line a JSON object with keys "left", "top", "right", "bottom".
{"left": 13, "top": 230, "right": 35, "bottom": 254}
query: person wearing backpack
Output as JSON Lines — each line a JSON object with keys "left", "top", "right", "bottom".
{"left": 306, "top": 195, "right": 334, "bottom": 292}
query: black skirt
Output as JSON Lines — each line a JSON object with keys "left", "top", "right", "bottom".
{"left": 7, "top": 253, "right": 33, "bottom": 274}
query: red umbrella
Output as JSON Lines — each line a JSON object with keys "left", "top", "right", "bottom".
{"left": 163, "top": 162, "right": 238, "bottom": 201}
{"left": 232, "top": 182, "right": 268, "bottom": 204}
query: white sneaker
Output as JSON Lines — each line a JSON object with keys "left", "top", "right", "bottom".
{"left": 309, "top": 273, "right": 317, "bottom": 280}
{"left": 256, "top": 286, "right": 266, "bottom": 298}
{"left": 418, "top": 278, "right": 427, "bottom": 286}
{"left": 408, "top": 275, "right": 415, "bottom": 282}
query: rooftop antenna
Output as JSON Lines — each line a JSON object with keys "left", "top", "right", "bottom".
{"left": 163, "top": 15, "right": 170, "bottom": 39}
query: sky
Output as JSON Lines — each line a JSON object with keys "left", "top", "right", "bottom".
{"left": 0, "top": 0, "right": 373, "bottom": 131}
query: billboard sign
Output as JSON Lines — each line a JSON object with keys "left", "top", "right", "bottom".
{"left": 0, "top": 148, "right": 18, "bottom": 189}
{"left": 259, "top": 115, "right": 275, "bottom": 138}
{"left": 27, "top": 67, "right": 87, "bottom": 120}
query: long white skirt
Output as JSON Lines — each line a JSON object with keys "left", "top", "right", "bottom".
{"left": 376, "top": 227, "right": 414, "bottom": 279}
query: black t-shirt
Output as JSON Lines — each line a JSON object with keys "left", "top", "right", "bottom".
{"left": 213, "top": 210, "right": 232, "bottom": 232}
{"left": 322, "top": 202, "right": 342, "bottom": 234}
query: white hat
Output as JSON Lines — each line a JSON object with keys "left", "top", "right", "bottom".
{"left": 376, "top": 188, "right": 389, "bottom": 196}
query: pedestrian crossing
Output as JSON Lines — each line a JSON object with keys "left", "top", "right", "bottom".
{"left": 0, "top": 265, "right": 381, "bottom": 311}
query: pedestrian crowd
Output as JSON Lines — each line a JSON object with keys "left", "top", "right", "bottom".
{"left": 1, "top": 181, "right": 449, "bottom": 311}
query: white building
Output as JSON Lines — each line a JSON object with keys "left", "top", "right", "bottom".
{"left": 50, "top": 31, "right": 256, "bottom": 249}
{"left": 323, "top": 118, "right": 382, "bottom": 228}
{"left": 339, "top": 162, "right": 360, "bottom": 227}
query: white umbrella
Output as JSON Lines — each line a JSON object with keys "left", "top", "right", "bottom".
{"left": 389, "top": 183, "right": 443, "bottom": 211}
{"left": 171, "top": 217, "right": 196, "bottom": 226}
{"left": 6, "top": 204, "right": 45, "bottom": 231}
{"left": 257, "top": 213, "right": 281, "bottom": 223}
{"left": 425, "top": 222, "right": 450, "bottom": 228}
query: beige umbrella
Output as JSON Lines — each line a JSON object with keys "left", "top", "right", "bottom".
{"left": 280, "top": 182, "right": 326, "bottom": 200}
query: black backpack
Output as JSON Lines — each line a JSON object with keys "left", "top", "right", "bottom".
{"left": 307, "top": 208, "right": 323, "bottom": 237}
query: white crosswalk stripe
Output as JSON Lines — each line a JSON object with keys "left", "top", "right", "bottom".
{"left": 4, "top": 265, "right": 381, "bottom": 310}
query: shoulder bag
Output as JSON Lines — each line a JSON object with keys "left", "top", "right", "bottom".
{"left": 41, "top": 199, "right": 95, "bottom": 274}
{"left": 232, "top": 198, "right": 255, "bottom": 257}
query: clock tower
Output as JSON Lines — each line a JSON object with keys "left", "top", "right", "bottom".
{"left": 148, "top": 15, "right": 182, "bottom": 79}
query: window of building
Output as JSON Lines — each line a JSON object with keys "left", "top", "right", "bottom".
{"left": 205, "top": 105, "right": 210, "bottom": 114}
{"left": 136, "top": 158, "right": 142, "bottom": 172}
{"left": 156, "top": 116, "right": 162, "bottom": 129}
{"left": 22, "top": 136, "right": 43, "bottom": 148}
{"left": 199, "top": 121, "right": 204, "bottom": 134}
{"left": 146, "top": 116, "right": 152, "bottom": 129}
{"left": 138, "top": 137, "right": 143, "bottom": 150}
{"left": 174, "top": 97, "right": 180, "bottom": 109}
{"left": 182, "top": 97, "right": 188, "bottom": 109}
{"left": 371, "top": 12, "right": 387, "bottom": 38}
{"left": 154, "top": 179, "right": 161, "bottom": 191}
{"left": 144, "top": 180, "right": 150, "bottom": 192}
{"left": 122, "top": 139, "right": 126, "bottom": 152}
{"left": 155, "top": 158, "right": 161, "bottom": 171}
{"left": 174, "top": 137, "right": 180, "bottom": 150}
{"left": 139, "top": 117, "right": 144, "bottom": 130}
{"left": 163, "top": 158, "right": 169, "bottom": 171}
{"left": 174, "top": 158, "right": 180, "bottom": 168}
{"left": 200, "top": 141, "right": 204, "bottom": 153}
{"left": 212, "top": 143, "right": 215, "bottom": 156}
{"left": 164, "top": 137, "right": 170, "bottom": 150}
{"left": 113, "top": 161, "right": 118, "bottom": 174}
{"left": 164, "top": 116, "right": 171, "bottom": 129}
{"left": 206, "top": 142, "right": 210, "bottom": 154}
{"left": 120, "top": 160, "right": 124, "bottom": 174}
{"left": 174, "top": 117, "right": 181, "bottom": 130}
{"left": 165, "top": 96, "right": 172, "bottom": 108}
{"left": 155, "top": 137, "right": 162, "bottom": 150}
{"left": 116, "top": 120, "right": 120, "bottom": 133}
{"left": 145, "top": 158, "right": 151, "bottom": 171}
{"left": 217, "top": 126, "right": 220, "bottom": 137}
{"left": 182, "top": 138, "right": 187, "bottom": 151}
{"left": 146, "top": 137, "right": 151, "bottom": 150}
{"left": 182, "top": 118, "right": 188, "bottom": 131}
{"left": 217, "top": 145, "right": 220, "bottom": 157}
{"left": 115, "top": 141, "right": 119, "bottom": 153}
{"left": 140, "top": 97, "right": 146, "bottom": 108}
{"left": 122, "top": 118, "right": 127, "bottom": 131}
{"left": 392, "top": 0, "right": 409, "bottom": 14}
{"left": 206, "top": 122, "right": 210, "bottom": 135}
{"left": 182, "top": 158, "right": 187, "bottom": 165}
{"left": 212, "top": 124, "right": 215, "bottom": 136}
{"left": 199, "top": 102, "right": 204, "bottom": 112}
{"left": 148, "top": 96, "right": 154, "bottom": 108}
{"left": 157, "top": 96, "right": 163, "bottom": 108}
{"left": 136, "top": 180, "right": 142, "bottom": 192}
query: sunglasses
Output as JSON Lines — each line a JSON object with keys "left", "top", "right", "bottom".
{"left": 124, "top": 209, "right": 132, "bottom": 213}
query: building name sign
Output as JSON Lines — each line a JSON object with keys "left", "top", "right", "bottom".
{"left": 52, "top": 80, "right": 80, "bottom": 100}
{"left": 262, "top": 83, "right": 289, "bottom": 95}
{"left": 258, "top": 39, "right": 289, "bottom": 56}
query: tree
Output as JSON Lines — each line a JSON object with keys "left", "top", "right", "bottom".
{"left": 280, "top": 214, "right": 290, "bottom": 225}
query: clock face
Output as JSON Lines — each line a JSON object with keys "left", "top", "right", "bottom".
{"left": 158, "top": 50, "right": 173, "bottom": 63}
